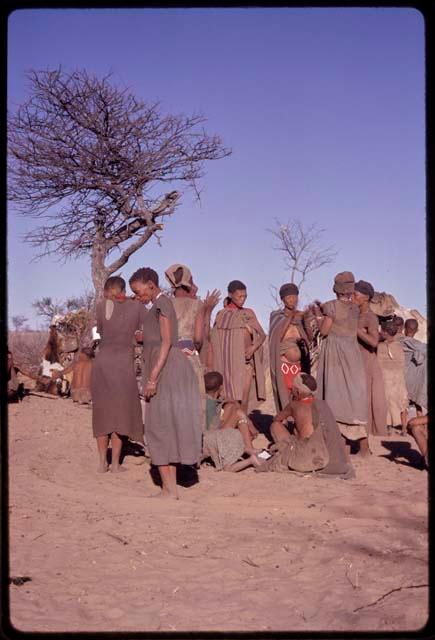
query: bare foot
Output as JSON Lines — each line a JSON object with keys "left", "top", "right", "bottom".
{"left": 97, "top": 462, "right": 109, "bottom": 473}
{"left": 250, "top": 454, "right": 262, "bottom": 467}
{"left": 147, "top": 489, "right": 179, "bottom": 500}
{"left": 110, "top": 465, "right": 127, "bottom": 473}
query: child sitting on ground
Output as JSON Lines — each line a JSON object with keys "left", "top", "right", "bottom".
{"left": 202, "top": 371, "right": 262, "bottom": 472}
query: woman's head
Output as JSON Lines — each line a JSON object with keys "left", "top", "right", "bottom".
{"left": 129, "top": 268, "right": 159, "bottom": 304}
{"left": 333, "top": 271, "right": 355, "bottom": 299}
{"left": 279, "top": 283, "right": 299, "bottom": 311}
{"left": 228, "top": 280, "right": 247, "bottom": 308}
{"left": 165, "top": 264, "right": 194, "bottom": 294}
{"left": 353, "top": 280, "right": 375, "bottom": 306}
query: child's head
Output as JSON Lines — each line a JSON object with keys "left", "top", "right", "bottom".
{"left": 204, "top": 371, "right": 223, "bottom": 396}
{"left": 381, "top": 320, "right": 397, "bottom": 340}
{"left": 392, "top": 315, "right": 404, "bottom": 333}
{"left": 104, "top": 276, "right": 126, "bottom": 300}
{"left": 292, "top": 373, "right": 317, "bottom": 400}
{"left": 404, "top": 318, "right": 418, "bottom": 337}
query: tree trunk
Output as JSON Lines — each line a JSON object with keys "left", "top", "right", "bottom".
{"left": 91, "top": 238, "right": 109, "bottom": 315}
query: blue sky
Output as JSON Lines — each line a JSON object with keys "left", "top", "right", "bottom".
{"left": 7, "top": 7, "right": 426, "bottom": 329}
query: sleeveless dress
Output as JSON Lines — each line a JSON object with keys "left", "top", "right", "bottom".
{"left": 141, "top": 295, "right": 202, "bottom": 466}
{"left": 316, "top": 299, "right": 368, "bottom": 440}
{"left": 91, "top": 299, "right": 144, "bottom": 440}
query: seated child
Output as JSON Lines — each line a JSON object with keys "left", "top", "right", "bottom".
{"left": 202, "top": 371, "right": 261, "bottom": 472}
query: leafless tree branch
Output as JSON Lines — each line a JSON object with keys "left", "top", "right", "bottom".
{"left": 8, "top": 68, "right": 231, "bottom": 304}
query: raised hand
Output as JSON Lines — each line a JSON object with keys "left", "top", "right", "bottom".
{"left": 204, "top": 289, "right": 221, "bottom": 310}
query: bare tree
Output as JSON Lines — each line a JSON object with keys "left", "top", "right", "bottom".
{"left": 268, "top": 218, "right": 337, "bottom": 291}
{"left": 11, "top": 315, "right": 29, "bottom": 332}
{"left": 8, "top": 68, "right": 231, "bottom": 306}
{"left": 32, "top": 297, "right": 65, "bottom": 325}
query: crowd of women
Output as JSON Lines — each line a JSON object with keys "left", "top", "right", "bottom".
{"left": 83, "top": 264, "right": 427, "bottom": 497}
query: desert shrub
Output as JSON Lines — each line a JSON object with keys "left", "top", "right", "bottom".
{"left": 8, "top": 331, "right": 46, "bottom": 375}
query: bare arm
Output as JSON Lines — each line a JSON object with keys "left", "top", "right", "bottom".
{"left": 245, "top": 310, "right": 266, "bottom": 358}
{"left": 274, "top": 401, "right": 295, "bottom": 423}
{"left": 144, "top": 313, "right": 172, "bottom": 398}
{"left": 193, "top": 302, "right": 205, "bottom": 351}
{"left": 358, "top": 312, "right": 380, "bottom": 349}
{"left": 320, "top": 316, "right": 333, "bottom": 336}
{"left": 202, "top": 289, "right": 221, "bottom": 343}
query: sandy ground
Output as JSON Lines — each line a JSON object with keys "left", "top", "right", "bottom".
{"left": 8, "top": 385, "right": 428, "bottom": 634}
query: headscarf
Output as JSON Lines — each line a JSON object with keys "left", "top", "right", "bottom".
{"left": 333, "top": 271, "right": 355, "bottom": 295}
{"left": 279, "top": 283, "right": 299, "bottom": 299}
{"left": 165, "top": 264, "right": 192, "bottom": 289}
{"left": 354, "top": 280, "right": 375, "bottom": 300}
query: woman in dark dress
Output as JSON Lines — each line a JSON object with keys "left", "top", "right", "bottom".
{"left": 91, "top": 276, "right": 144, "bottom": 473}
{"left": 129, "top": 267, "right": 202, "bottom": 499}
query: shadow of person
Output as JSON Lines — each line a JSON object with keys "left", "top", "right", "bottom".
{"left": 148, "top": 463, "right": 200, "bottom": 488}
{"left": 105, "top": 436, "right": 145, "bottom": 466}
{"left": 119, "top": 437, "right": 145, "bottom": 464}
{"left": 380, "top": 440, "right": 425, "bottom": 470}
{"left": 249, "top": 410, "right": 274, "bottom": 438}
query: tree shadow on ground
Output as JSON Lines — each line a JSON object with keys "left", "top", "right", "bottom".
{"left": 380, "top": 440, "right": 425, "bottom": 470}
{"left": 148, "top": 463, "right": 199, "bottom": 488}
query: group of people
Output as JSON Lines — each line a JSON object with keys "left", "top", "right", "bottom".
{"left": 87, "top": 265, "right": 428, "bottom": 497}
{"left": 13, "top": 264, "right": 426, "bottom": 498}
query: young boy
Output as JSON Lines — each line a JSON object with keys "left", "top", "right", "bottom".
{"left": 202, "top": 371, "right": 262, "bottom": 472}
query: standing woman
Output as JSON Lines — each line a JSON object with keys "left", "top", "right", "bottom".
{"left": 353, "top": 280, "right": 388, "bottom": 453}
{"left": 316, "top": 272, "right": 368, "bottom": 448}
{"left": 91, "top": 276, "right": 144, "bottom": 473}
{"left": 164, "top": 263, "right": 221, "bottom": 426}
{"left": 129, "top": 267, "right": 202, "bottom": 499}
{"left": 210, "top": 280, "right": 266, "bottom": 415}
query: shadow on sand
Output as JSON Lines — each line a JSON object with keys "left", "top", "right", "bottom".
{"left": 380, "top": 439, "right": 425, "bottom": 470}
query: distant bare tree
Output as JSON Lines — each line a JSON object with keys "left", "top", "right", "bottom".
{"left": 8, "top": 68, "right": 231, "bottom": 306}
{"left": 11, "top": 315, "right": 28, "bottom": 332}
{"left": 268, "top": 218, "right": 337, "bottom": 292}
{"left": 32, "top": 297, "right": 65, "bottom": 325}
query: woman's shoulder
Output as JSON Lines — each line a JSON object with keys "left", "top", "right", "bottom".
{"left": 155, "top": 294, "right": 175, "bottom": 314}
{"left": 322, "top": 299, "right": 336, "bottom": 316}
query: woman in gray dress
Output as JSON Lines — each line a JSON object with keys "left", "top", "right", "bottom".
{"left": 91, "top": 276, "right": 144, "bottom": 473}
{"left": 129, "top": 267, "right": 202, "bottom": 499}
{"left": 316, "top": 272, "right": 368, "bottom": 449}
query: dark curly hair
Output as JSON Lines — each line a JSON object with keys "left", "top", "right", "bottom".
{"left": 129, "top": 267, "right": 159, "bottom": 287}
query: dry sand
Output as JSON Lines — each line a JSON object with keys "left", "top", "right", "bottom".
{"left": 8, "top": 385, "right": 428, "bottom": 633}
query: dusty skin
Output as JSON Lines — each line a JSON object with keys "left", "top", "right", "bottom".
{"left": 8, "top": 384, "right": 428, "bottom": 633}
